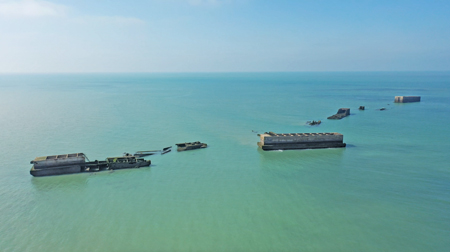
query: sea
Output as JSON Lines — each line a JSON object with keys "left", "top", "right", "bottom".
{"left": 0, "top": 72, "right": 449, "bottom": 252}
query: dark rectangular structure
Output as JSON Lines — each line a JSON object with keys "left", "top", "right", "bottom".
{"left": 258, "top": 132, "right": 346, "bottom": 151}
{"left": 394, "top": 96, "right": 421, "bottom": 103}
{"left": 30, "top": 153, "right": 151, "bottom": 177}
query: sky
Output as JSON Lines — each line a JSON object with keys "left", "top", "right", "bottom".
{"left": 0, "top": 0, "right": 449, "bottom": 73}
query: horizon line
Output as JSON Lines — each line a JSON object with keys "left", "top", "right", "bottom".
{"left": 1, "top": 70, "right": 449, "bottom": 75}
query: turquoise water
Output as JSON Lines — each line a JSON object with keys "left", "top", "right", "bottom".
{"left": 0, "top": 72, "right": 449, "bottom": 251}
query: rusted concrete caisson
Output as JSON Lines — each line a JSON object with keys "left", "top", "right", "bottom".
{"left": 30, "top": 153, "right": 151, "bottom": 177}
{"left": 257, "top": 132, "right": 346, "bottom": 151}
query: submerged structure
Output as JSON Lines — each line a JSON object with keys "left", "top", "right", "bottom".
{"left": 327, "top": 108, "right": 350, "bottom": 119}
{"left": 30, "top": 153, "right": 151, "bottom": 177}
{"left": 176, "top": 141, "right": 207, "bottom": 151}
{"left": 394, "top": 96, "right": 421, "bottom": 103}
{"left": 307, "top": 120, "right": 321, "bottom": 126}
{"left": 125, "top": 146, "right": 172, "bottom": 157}
{"left": 257, "top": 132, "right": 346, "bottom": 151}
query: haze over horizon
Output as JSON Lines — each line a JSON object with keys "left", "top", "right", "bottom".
{"left": 1, "top": 0, "right": 449, "bottom": 73}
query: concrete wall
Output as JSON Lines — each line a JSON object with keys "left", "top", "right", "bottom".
{"left": 259, "top": 141, "right": 346, "bottom": 150}
{"left": 260, "top": 133, "right": 343, "bottom": 145}
{"left": 30, "top": 165, "right": 82, "bottom": 176}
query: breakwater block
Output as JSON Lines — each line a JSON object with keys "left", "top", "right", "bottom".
{"left": 327, "top": 108, "right": 350, "bottom": 119}
{"left": 257, "top": 132, "right": 346, "bottom": 151}
{"left": 394, "top": 96, "right": 421, "bottom": 103}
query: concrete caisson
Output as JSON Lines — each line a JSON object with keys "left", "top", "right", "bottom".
{"left": 30, "top": 165, "right": 82, "bottom": 177}
{"left": 327, "top": 108, "right": 350, "bottom": 119}
{"left": 394, "top": 96, "right": 421, "bottom": 103}
{"left": 30, "top": 152, "right": 152, "bottom": 177}
{"left": 30, "top": 153, "right": 86, "bottom": 177}
{"left": 31, "top": 153, "right": 85, "bottom": 169}
{"left": 257, "top": 132, "right": 346, "bottom": 151}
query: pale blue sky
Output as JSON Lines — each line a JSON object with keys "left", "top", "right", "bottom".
{"left": 0, "top": 0, "right": 449, "bottom": 73}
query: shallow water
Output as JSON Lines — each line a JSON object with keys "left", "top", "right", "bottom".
{"left": 0, "top": 72, "right": 449, "bottom": 251}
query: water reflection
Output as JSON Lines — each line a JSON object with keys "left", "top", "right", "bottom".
{"left": 30, "top": 166, "right": 153, "bottom": 192}
{"left": 258, "top": 147, "right": 346, "bottom": 164}
{"left": 257, "top": 147, "right": 346, "bottom": 178}
{"left": 30, "top": 173, "right": 89, "bottom": 192}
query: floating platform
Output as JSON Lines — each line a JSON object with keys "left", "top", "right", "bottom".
{"left": 257, "top": 132, "right": 346, "bottom": 151}
{"left": 30, "top": 153, "right": 151, "bottom": 177}
{"left": 394, "top": 96, "right": 421, "bottom": 103}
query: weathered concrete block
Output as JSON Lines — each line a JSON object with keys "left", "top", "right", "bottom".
{"left": 31, "top": 153, "right": 86, "bottom": 169}
{"left": 258, "top": 132, "right": 346, "bottom": 150}
{"left": 394, "top": 96, "right": 421, "bottom": 103}
{"left": 327, "top": 108, "right": 350, "bottom": 119}
{"left": 30, "top": 165, "right": 82, "bottom": 177}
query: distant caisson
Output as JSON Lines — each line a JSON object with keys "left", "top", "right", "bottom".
{"left": 257, "top": 132, "right": 346, "bottom": 151}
